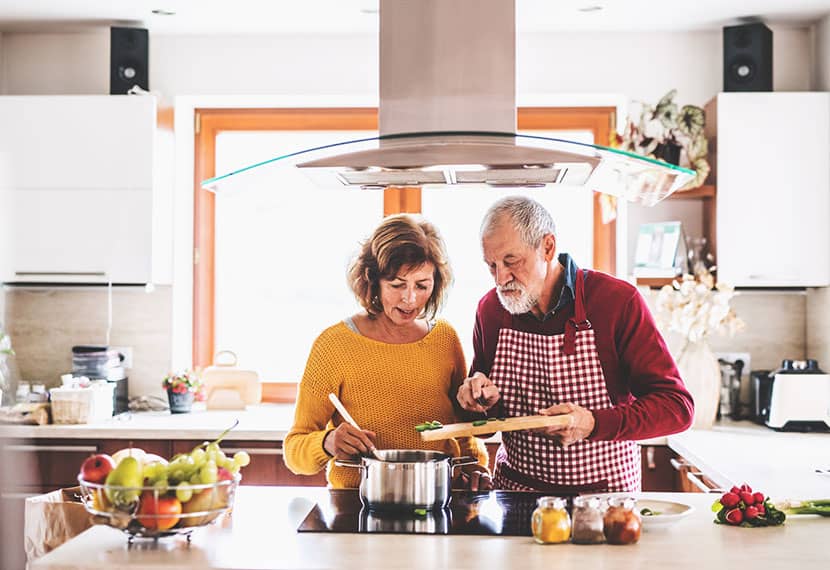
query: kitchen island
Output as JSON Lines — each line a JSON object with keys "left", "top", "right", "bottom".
{"left": 29, "top": 486, "right": 830, "bottom": 570}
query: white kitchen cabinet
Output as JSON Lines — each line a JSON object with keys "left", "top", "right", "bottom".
{"left": 0, "top": 95, "right": 155, "bottom": 284}
{"left": 707, "top": 92, "right": 830, "bottom": 287}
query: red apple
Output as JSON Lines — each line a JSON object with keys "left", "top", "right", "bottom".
{"left": 79, "top": 454, "right": 116, "bottom": 484}
{"left": 136, "top": 492, "right": 182, "bottom": 531}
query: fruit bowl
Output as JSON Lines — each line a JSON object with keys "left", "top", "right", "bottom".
{"left": 78, "top": 476, "right": 240, "bottom": 540}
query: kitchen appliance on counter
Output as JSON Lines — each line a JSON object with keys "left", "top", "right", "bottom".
{"left": 201, "top": 350, "right": 261, "bottom": 410}
{"left": 751, "top": 360, "right": 830, "bottom": 432}
{"left": 71, "top": 345, "right": 128, "bottom": 414}
{"left": 298, "top": 489, "right": 542, "bottom": 536}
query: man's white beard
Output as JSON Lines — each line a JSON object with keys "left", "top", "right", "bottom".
{"left": 497, "top": 282, "right": 537, "bottom": 314}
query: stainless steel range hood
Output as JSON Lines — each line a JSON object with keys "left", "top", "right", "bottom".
{"left": 202, "top": 0, "right": 693, "bottom": 206}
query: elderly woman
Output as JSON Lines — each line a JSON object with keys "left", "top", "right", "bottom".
{"left": 284, "top": 214, "right": 490, "bottom": 490}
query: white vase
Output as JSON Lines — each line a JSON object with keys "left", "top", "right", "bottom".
{"left": 676, "top": 339, "right": 721, "bottom": 430}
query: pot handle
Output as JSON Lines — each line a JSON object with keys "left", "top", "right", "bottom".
{"left": 334, "top": 458, "right": 364, "bottom": 468}
{"left": 450, "top": 456, "right": 478, "bottom": 472}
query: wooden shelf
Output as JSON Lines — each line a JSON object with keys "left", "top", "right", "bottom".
{"left": 667, "top": 184, "right": 715, "bottom": 200}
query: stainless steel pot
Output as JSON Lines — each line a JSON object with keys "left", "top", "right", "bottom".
{"left": 335, "top": 449, "right": 476, "bottom": 511}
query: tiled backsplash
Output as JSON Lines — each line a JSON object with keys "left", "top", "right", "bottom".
{"left": 2, "top": 285, "right": 172, "bottom": 398}
{"left": 2, "top": 285, "right": 829, "bottom": 401}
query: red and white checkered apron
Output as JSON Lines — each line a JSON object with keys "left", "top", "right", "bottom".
{"left": 491, "top": 270, "right": 640, "bottom": 493}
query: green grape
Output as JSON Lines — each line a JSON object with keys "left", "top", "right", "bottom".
{"left": 176, "top": 483, "right": 193, "bottom": 503}
{"left": 201, "top": 460, "right": 218, "bottom": 484}
{"left": 190, "top": 447, "right": 206, "bottom": 464}
{"left": 229, "top": 463, "right": 241, "bottom": 475}
{"left": 233, "top": 451, "right": 251, "bottom": 467}
{"left": 215, "top": 450, "right": 228, "bottom": 465}
{"left": 143, "top": 462, "right": 168, "bottom": 483}
{"left": 189, "top": 472, "right": 202, "bottom": 485}
{"left": 153, "top": 478, "right": 169, "bottom": 494}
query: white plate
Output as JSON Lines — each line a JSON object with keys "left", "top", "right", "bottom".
{"left": 637, "top": 499, "right": 694, "bottom": 530}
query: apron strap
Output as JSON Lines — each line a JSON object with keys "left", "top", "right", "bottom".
{"left": 563, "top": 269, "right": 592, "bottom": 356}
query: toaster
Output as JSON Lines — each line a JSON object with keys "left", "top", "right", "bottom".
{"left": 764, "top": 359, "right": 830, "bottom": 432}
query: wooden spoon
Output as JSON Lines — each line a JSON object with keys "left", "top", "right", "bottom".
{"left": 327, "top": 393, "right": 383, "bottom": 460}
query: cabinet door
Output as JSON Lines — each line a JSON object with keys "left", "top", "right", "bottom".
{"left": 0, "top": 96, "right": 154, "bottom": 190}
{"left": 0, "top": 96, "right": 156, "bottom": 285}
{"left": 716, "top": 93, "right": 830, "bottom": 286}
{"left": 1, "top": 440, "right": 100, "bottom": 490}
{"left": 7, "top": 188, "right": 151, "bottom": 283}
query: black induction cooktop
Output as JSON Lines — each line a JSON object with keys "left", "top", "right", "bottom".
{"left": 297, "top": 490, "right": 548, "bottom": 536}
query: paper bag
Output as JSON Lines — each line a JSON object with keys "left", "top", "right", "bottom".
{"left": 24, "top": 486, "right": 92, "bottom": 561}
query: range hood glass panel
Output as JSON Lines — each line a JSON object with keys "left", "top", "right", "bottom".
{"left": 202, "top": 131, "right": 694, "bottom": 204}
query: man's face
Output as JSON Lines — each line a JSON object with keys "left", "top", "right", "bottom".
{"left": 482, "top": 222, "right": 550, "bottom": 315}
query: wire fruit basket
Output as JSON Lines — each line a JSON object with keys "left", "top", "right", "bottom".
{"left": 78, "top": 476, "right": 239, "bottom": 542}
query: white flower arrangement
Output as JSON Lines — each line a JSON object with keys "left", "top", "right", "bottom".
{"left": 654, "top": 269, "right": 745, "bottom": 343}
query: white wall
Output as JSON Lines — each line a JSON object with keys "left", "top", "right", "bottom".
{"left": 0, "top": 26, "right": 815, "bottom": 104}
{"left": 816, "top": 14, "right": 830, "bottom": 90}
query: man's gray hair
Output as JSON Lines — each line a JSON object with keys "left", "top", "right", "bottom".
{"left": 480, "top": 196, "right": 557, "bottom": 248}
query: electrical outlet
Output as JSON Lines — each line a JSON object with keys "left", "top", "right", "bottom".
{"left": 111, "top": 346, "right": 133, "bottom": 369}
{"left": 714, "top": 352, "right": 751, "bottom": 378}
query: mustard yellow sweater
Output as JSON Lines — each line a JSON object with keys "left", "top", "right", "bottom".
{"left": 283, "top": 319, "right": 488, "bottom": 488}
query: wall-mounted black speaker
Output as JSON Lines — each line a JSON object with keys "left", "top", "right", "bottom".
{"left": 110, "top": 27, "right": 149, "bottom": 94}
{"left": 723, "top": 22, "right": 772, "bottom": 92}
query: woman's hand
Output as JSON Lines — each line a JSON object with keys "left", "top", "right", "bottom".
{"left": 324, "top": 423, "right": 377, "bottom": 459}
{"left": 456, "top": 464, "right": 494, "bottom": 492}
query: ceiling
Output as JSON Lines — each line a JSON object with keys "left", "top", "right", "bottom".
{"left": 0, "top": 0, "right": 828, "bottom": 35}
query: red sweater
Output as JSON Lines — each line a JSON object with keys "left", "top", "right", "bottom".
{"left": 470, "top": 269, "right": 694, "bottom": 441}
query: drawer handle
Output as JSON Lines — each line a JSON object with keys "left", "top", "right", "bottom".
{"left": 221, "top": 447, "right": 282, "bottom": 456}
{"left": 669, "top": 458, "right": 689, "bottom": 472}
{"left": 645, "top": 446, "right": 656, "bottom": 470}
{"left": 686, "top": 471, "right": 722, "bottom": 493}
{"left": 15, "top": 271, "right": 107, "bottom": 277}
{"left": 1, "top": 492, "right": 43, "bottom": 500}
{"left": 5, "top": 444, "right": 97, "bottom": 453}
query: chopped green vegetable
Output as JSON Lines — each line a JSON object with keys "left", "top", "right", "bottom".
{"left": 472, "top": 419, "right": 488, "bottom": 427}
{"left": 413, "top": 508, "right": 428, "bottom": 516}
{"left": 415, "top": 420, "right": 444, "bottom": 432}
{"left": 774, "top": 499, "right": 830, "bottom": 517}
{"left": 487, "top": 417, "right": 498, "bottom": 422}
{"left": 640, "top": 508, "right": 660, "bottom": 516}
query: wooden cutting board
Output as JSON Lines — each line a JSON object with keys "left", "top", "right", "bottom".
{"left": 419, "top": 414, "right": 573, "bottom": 441}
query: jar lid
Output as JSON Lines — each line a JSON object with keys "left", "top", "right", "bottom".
{"left": 536, "top": 496, "right": 567, "bottom": 509}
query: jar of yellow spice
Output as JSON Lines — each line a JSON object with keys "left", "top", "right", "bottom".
{"left": 531, "top": 496, "right": 571, "bottom": 544}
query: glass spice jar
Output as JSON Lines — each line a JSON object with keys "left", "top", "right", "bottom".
{"left": 571, "top": 495, "right": 606, "bottom": 544}
{"left": 531, "top": 496, "right": 571, "bottom": 544}
{"left": 603, "top": 496, "right": 642, "bottom": 545}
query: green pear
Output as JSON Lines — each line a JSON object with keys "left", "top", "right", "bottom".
{"left": 104, "top": 456, "right": 143, "bottom": 508}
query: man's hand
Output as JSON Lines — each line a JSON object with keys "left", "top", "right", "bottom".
{"left": 324, "top": 423, "right": 377, "bottom": 459}
{"left": 457, "top": 372, "right": 501, "bottom": 413}
{"left": 533, "top": 403, "right": 595, "bottom": 447}
{"left": 456, "top": 465, "right": 494, "bottom": 492}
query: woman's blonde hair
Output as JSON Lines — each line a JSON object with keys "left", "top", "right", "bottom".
{"left": 348, "top": 214, "right": 452, "bottom": 320}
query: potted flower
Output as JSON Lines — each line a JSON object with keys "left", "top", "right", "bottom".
{"left": 617, "top": 89, "right": 710, "bottom": 191}
{"left": 162, "top": 371, "right": 202, "bottom": 414}
{"left": 653, "top": 265, "right": 745, "bottom": 429}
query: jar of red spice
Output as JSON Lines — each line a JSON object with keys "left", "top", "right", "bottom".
{"left": 603, "top": 496, "right": 642, "bottom": 545}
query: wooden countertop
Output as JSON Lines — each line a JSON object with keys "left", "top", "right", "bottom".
{"left": 29, "top": 486, "right": 830, "bottom": 570}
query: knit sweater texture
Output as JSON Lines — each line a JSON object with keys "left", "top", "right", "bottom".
{"left": 284, "top": 319, "right": 488, "bottom": 488}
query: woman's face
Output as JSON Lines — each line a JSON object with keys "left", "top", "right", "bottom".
{"left": 377, "top": 262, "right": 435, "bottom": 325}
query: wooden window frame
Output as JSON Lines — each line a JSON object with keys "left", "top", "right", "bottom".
{"left": 193, "top": 106, "right": 616, "bottom": 401}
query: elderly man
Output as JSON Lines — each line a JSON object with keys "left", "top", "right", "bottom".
{"left": 457, "top": 196, "right": 693, "bottom": 493}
